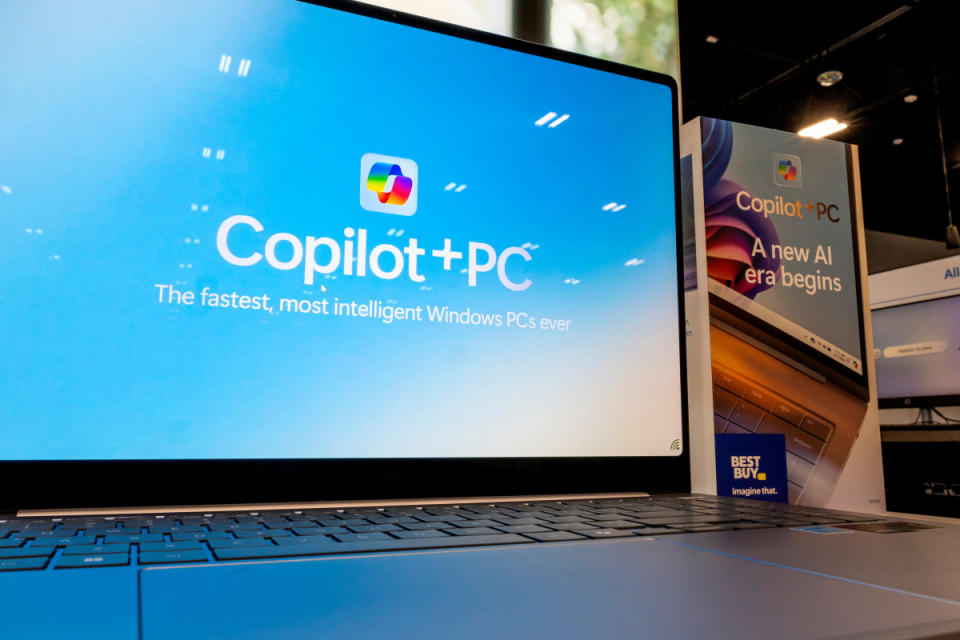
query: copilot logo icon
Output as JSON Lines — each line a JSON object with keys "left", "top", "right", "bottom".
{"left": 772, "top": 152, "right": 802, "bottom": 189}
{"left": 360, "top": 153, "right": 418, "bottom": 215}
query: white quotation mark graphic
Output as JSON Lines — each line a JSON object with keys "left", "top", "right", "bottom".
{"left": 535, "top": 112, "right": 570, "bottom": 128}
{"left": 602, "top": 202, "right": 627, "bottom": 212}
{"left": 444, "top": 183, "right": 467, "bottom": 192}
{"left": 202, "top": 148, "right": 225, "bottom": 160}
{"left": 219, "top": 55, "right": 251, "bottom": 77}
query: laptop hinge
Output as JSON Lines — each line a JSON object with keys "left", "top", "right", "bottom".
{"left": 19, "top": 492, "right": 652, "bottom": 517}
{"left": 710, "top": 316, "right": 828, "bottom": 383}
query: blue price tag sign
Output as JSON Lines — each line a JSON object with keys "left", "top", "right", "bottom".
{"left": 715, "top": 434, "right": 788, "bottom": 503}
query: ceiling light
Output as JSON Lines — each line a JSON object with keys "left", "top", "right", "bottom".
{"left": 892, "top": 138, "right": 904, "bottom": 145}
{"left": 904, "top": 94, "right": 918, "bottom": 103}
{"left": 705, "top": 35, "right": 719, "bottom": 44}
{"left": 817, "top": 70, "right": 843, "bottom": 87}
{"left": 797, "top": 118, "right": 848, "bottom": 138}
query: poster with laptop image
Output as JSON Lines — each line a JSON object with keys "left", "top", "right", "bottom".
{"left": 687, "top": 117, "right": 876, "bottom": 506}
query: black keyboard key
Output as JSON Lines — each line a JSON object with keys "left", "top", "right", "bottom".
{"left": 56, "top": 553, "right": 129, "bottom": 569}
{"left": 30, "top": 536, "right": 97, "bottom": 547}
{"left": 728, "top": 399, "right": 764, "bottom": 431}
{"left": 635, "top": 515, "right": 728, "bottom": 526}
{"left": 714, "top": 370, "right": 748, "bottom": 396}
{"left": 104, "top": 534, "right": 163, "bottom": 544}
{"left": 522, "top": 531, "right": 586, "bottom": 542}
{"left": 139, "top": 550, "right": 208, "bottom": 564}
{"left": 445, "top": 527, "right": 500, "bottom": 536}
{"left": 171, "top": 531, "right": 230, "bottom": 542}
{"left": 400, "top": 522, "right": 448, "bottom": 531}
{"left": 391, "top": 530, "right": 451, "bottom": 539}
{"left": 757, "top": 414, "right": 824, "bottom": 464}
{"left": 586, "top": 520, "right": 642, "bottom": 529}
{"left": 81, "top": 528, "right": 124, "bottom": 537}
{"left": 496, "top": 525, "right": 552, "bottom": 534}
{"left": 364, "top": 517, "right": 418, "bottom": 525}
{"left": 799, "top": 415, "right": 833, "bottom": 441}
{"left": 294, "top": 526, "right": 346, "bottom": 536}
{"left": 786, "top": 452, "right": 815, "bottom": 486}
{"left": 33, "top": 529, "right": 80, "bottom": 537}
{"left": 631, "top": 527, "right": 684, "bottom": 536}
{"left": 771, "top": 401, "right": 804, "bottom": 426}
{"left": 712, "top": 387, "right": 738, "bottom": 419}
{"left": 207, "top": 538, "right": 273, "bottom": 548}
{"left": 491, "top": 517, "right": 545, "bottom": 526}
{"left": 743, "top": 386, "right": 777, "bottom": 411}
{"left": 234, "top": 530, "right": 289, "bottom": 539}
{"left": 757, "top": 412, "right": 793, "bottom": 435}
{"left": 212, "top": 533, "right": 532, "bottom": 561}
{"left": 725, "top": 423, "right": 752, "bottom": 435}
{"left": 543, "top": 522, "right": 598, "bottom": 531}
{"left": 541, "top": 515, "right": 586, "bottom": 523}
{"left": 208, "top": 523, "right": 262, "bottom": 531}
{"left": 139, "top": 542, "right": 203, "bottom": 553}
{"left": 579, "top": 529, "right": 634, "bottom": 539}
{"left": 0, "top": 539, "right": 24, "bottom": 549}
{"left": 415, "top": 515, "right": 465, "bottom": 522}
{"left": 630, "top": 509, "right": 690, "bottom": 520}
{"left": 62, "top": 543, "right": 129, "bottom": 555}
{"left": 349, "top": 524, "right": 402, "bottom": 534}
{"left": 273, "top": 535, "right": 335, "bottom": 546}
{"left": 450, "top": 519, "right": 500, "bottom": 529}
{"left": 0, "top": 557, "right": 48, "bottom": 571}
{"left": 333, "top": 533, "right": 392, "bottom": 543}
{"left": 152, "top": 525, "right": 203, "bottom": 534}
{"left": 0, "top": 547, "right": 54, "bottom": 559}
{"left": 783, "top": 425, "right": 825, "bottom": 464}
{"left": 714, "top": 416, "right": 728, "bottom": 433}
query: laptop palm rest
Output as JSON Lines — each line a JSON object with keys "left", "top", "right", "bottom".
{"left": 139, "top": 537, "right": 960, "bottom": 639}
{"left": 663, "top": 526, "right": 960, "bottom": 604}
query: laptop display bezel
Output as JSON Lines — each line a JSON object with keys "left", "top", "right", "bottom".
{"left": 0, "top": 0, "right": 690, "bottom": 512}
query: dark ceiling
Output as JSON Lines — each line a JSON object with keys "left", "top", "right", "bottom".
{"left": 677, "top": 0, "right": 960, "bottom": 244}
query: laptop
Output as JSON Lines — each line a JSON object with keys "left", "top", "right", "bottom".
{"left": 3, "top": 2, "right": 960, "bottom": 638}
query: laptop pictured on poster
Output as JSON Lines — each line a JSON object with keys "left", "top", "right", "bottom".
{"left": 2, "top": 2, "right": 960, "bottom": 638}
{"left": 696, "top": 117, "right": 874, "bottom": 506}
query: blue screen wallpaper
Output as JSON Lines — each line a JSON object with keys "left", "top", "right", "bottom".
{"left": 0, "top": 0, "right": 683, "bottom": 459}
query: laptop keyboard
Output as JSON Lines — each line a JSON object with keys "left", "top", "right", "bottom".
{"left": 0, "top": 495, "right": 876, "bottom": 571}
{"left": 712, "top": 366, "right": 836, "bottom": 502}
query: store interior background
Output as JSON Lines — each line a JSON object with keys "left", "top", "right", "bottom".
{"left": 368, "top": 0, "right": 960, "bottom": 515}
{"left": 369, "top": 0, "right": 958, "bottom": 262}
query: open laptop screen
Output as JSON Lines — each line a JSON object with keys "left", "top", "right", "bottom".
{"left": 0, "top": 1, "right": 683, "bottom": 462}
